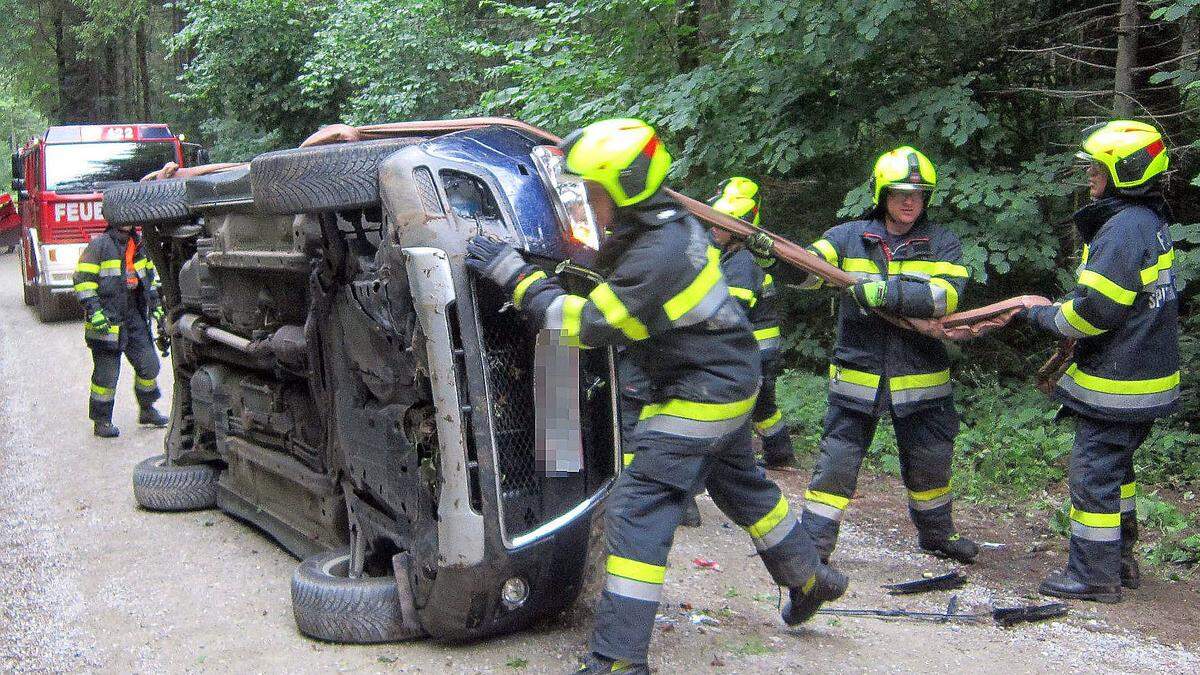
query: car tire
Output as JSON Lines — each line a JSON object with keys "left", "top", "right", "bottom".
{"left": 250, "top": 138, "right": 426, "bottom": 215}
{"left": 102, "top": 178, "right": 191, "bottom": 225}
{"left": 291, "top": 547, "right": 424, "bottom": 644}
{"left": 19, "top": 249, "right": 35, "bottom": 306}
{"left": 132, "top": 454, "right": 218, "bottom": 511}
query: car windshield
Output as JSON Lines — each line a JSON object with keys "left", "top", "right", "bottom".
{"left": 44, "top": 142, "right": 177, "bottom": 193}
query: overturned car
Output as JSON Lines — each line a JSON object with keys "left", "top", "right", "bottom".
{"left": 105, "top": 119, "right": 623, "bottom": 643}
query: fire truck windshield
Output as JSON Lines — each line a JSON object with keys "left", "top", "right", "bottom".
{"left": 44, "top": 142, "right": 177, "bottom": 194}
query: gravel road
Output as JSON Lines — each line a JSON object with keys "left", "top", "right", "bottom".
{"left": 1, "top": 253, "right": 1195, "bottom": 674}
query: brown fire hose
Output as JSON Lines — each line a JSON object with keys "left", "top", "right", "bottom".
{"left": 314, "top": 117, "right": 1053, "bottom": 342}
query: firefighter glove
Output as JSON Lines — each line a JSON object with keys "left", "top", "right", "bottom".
{"left": 745, "top": 231, "right": 775, "bottom": 260}
{"left": 466, "top": 235, "right": 529, "bottom": 288}
{"left": 152, "top": 305, "right": 165, "bottom": 321}
{"left": 88, "top": 310, "right": 111, "bottom": 333}
{"left": 850, "top": 280, "right": 887, "bottom": 309}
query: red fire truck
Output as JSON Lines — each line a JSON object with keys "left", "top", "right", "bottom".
{"left": 11, "top": 124, "right": 204, "bottom": 321}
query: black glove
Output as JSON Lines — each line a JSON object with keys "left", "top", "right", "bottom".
{"left": 465, "top": 236, "right": 528, "bottom": 288}
{"left": 155, "top": 315, "right": 171, "bottom": 357}
{"left": 745, "top": 231, "right": 775, "bottom": 259}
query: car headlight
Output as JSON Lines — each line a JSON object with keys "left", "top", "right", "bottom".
{"left": 530, "top": 145, "right": 600, "bottom": 250}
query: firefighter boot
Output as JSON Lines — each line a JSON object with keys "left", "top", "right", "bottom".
{"left": 781, "top": 563, "right": 849, "bottom": 626}
{"left": 1039, "top": 569, "right": 1121, "bottom": 604}
{"left": 919, "top": 533, "right": 979, "bottom": 564}
{"left": 681, "top": 495, "right": 702, "bottom": 528}
{"left": 138, "top": 406, "right": 169, "bottom": 427}
{"left": 1121, "top": 516, "right": 1141, "bottom": 590}
{"left": 93, "top": 421, "right": 120, "bottom": 438}
{"left": 573, "top": 654, "right": 649, "bottom": 674}
{"left": 760, "top": 426, "right": 795, "bottom": 469}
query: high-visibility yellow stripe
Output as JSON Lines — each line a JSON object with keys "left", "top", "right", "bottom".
{"left": 728, "top": 286, "right": 757, "bottom": 307}
{"left": 89, "top": 383, "right": 115, "bottom": 396}
{"left": 638, "top": 394, "right": 757, "bottom": 422}
{"left": 99, "top": 259, "right": 122, "bottom": 270}
{"left": 811, "top": 239, "right": 839, "bottom": 266}
{"left": 663, "top": 246, "right": 722, "bottom": 321}
{"left": 1065, "top": 364, "right": 1179, "bottom": 395}
{"left": 133, "top": 259, "right": 148, "bottom": 270}
{"left": 1121, "top": 482, "right": 1137, "bottom": 499}
{"left": 511, "top": 270, "right": 546, "bottom": 308}
{"left": 909, "top": 485, "right": 951, "bottom": 502}
{"left": 606, "top": 555, "right": 666, "bottom": 584}
{"left": 76, "top": 262, "right": 100, "bottom": 274}
{"left": 1061, "top": 300, "right": 1105, "bottom": 336}
{"left": 74, "top": 281, "right": 99, "bottom": 292}
{"left": 1138, "top": 249, "right": 1174, "bottom": 286}
{"left": 746, "top": 495, "right": 790, "bottom": 539}
{"left": 589, "top": 283, "right": 649, "bottom": 341}
{"left": 1070, "top": 507, "right": 1120, "bottom": 529}
{"left": 888, "top": 260, "right": 969, "bottom": 278}
{"left": 890, "top": 369, "right": 950, "bottom": 392}
{"left": 753, "top": 326, "right": 781, "bottom": 341}
{"left": 755, "top": 410, "right": 782, "bottom": 433}
{"left": 828, "top": 364, "right": 880, "bottom": 388}
{"left": 135, "top": 376, "right": 156, "bottom": 388}
{"left": 622, "top": 452, "right": 635, "bottom": 467}
{"left": 1081, "top": 244, "right": 1090, "bottom": 264}
{"left": 1078, "top": 270, "right": 1137, "bottom": 306}
{"left": 762, "top": 274, "right": 774, "bottom": 287}
{"left": 559, "top": 295, "right": 586, "bottom": 346}
{"left": 804, "top": 489, "right": 850, "bottom": 510}
{"left": 928, "top": 277, "right": 959, "bottom": 314}
{"left": 841, "top": 258, "right": 881, "bottom": 275}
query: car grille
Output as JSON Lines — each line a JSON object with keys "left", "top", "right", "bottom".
{"left": 472, "top": 276, "right": 617, "bottom": 544}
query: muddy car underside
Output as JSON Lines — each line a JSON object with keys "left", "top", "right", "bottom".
{"left": 106, "top": 123, "right": 621, "bottom": 643}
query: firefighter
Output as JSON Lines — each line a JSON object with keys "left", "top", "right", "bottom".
{"left": 72, "top": 220, "right": 168, "bottom": 437}
{"left": 1020, "top": 121, "right": 1178, "bottom": 602}
{"left": 708, "top": 177, "right": 794, "bottom": 468}
{"left": 747, "top": 147, "right": 979, "bottom": 565}
{"left": 466, "top": 119, "right": 846, "bottom": 674}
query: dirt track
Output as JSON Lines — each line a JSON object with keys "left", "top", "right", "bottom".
{"left": 1, "top": 252, "right": 1196, "bottom": 674}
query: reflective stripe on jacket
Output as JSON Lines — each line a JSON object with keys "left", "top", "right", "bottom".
{"left": 719, "top": 246, "right": 781, "bottom": 369}
{"left": 516, "top": 191, "right": 761, "bottom": 437}
{"left": 72, "top": 229, "right": 160, "bottom": 348}
{"left": 1028, "top": 197, "right": 1179, "bottom": 422}
{"left": 774, "top": 217, "right": 967, "bottom": 418}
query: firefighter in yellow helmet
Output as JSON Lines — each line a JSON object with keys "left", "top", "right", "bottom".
{"left": 464, "top": 119, "right": 845, "bottom": 674}
{"left": 708, "top": 177, "right": 795, "bottom": 468}
{"left": 1020, "top": 121, "right": 1178, "bottom": 602}
{"left": 748, "top": 146, "right": 978, "bottom": 565}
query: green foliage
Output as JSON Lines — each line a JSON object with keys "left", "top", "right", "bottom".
{"left": 1138, "top": 492, "right": 1200, "bottom": 575}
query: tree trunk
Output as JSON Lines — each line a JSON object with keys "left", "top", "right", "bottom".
{"left": 137, "top": 20, "right": 152, "bottom": 120}
{"left": 1113, "top": 0, "right": 1139, "bottom": 117}
{"left": 676, "top": 1, "right": 700, "bottom": 73}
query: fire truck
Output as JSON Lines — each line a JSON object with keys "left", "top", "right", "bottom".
{"left": 11, "top": 124, "right": 205, "bottom": 321}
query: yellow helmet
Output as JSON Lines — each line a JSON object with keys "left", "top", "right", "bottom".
{"left": 1077, "top": 120, "right": 1168, "bottom": 193}
{"left": 709, "top": 177, "right": 761, "bottom": 226}
{"left": 871, "top": 146, "right": 937, "bottom": 206}
{"left": 559, "top": 118, "right": 672, "bottom": 207}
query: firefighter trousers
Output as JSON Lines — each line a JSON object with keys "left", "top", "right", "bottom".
{"left": 591, "top": 422, "right": 820, "bottom": 664}
{"left": 801, "top": 399, "right": 959, "bottom": 561}
{"left": 752, "top": 375, "right": 793, "bottom": 464}
{"left": 1066, "top": 414, "right": 1150, "bottom": 587}
{"left": 88, "top": 318, "right": 161, "bottom": 422}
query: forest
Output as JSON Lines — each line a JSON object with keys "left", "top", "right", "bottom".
{"left": 2, "top": 0, "right": 1198, "bottom": 574}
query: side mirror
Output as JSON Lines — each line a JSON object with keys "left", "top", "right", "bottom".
{"left": 181, "top": 142, "right": 210, "bottom": 167}
{"left": 11, "top": 178, "right": 23, "bottom": 193}
{"left": 10, "top": 152, "right": 23, "bottom": 181}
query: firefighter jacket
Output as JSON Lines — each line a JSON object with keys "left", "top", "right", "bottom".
{"left": 73, "top": 228, "right": 161, "bottom": 348}
{"left": 719, "top": 246, "right": 782, "bottom": 373}
{"left": 513, "top": 191, "right": 761, "bottom": 438}
{"left": 1027, "top": 197, "right": 1179, "bottom": 423}
{"left": 773, "top": 217, "right": 968, "bottom": 418}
